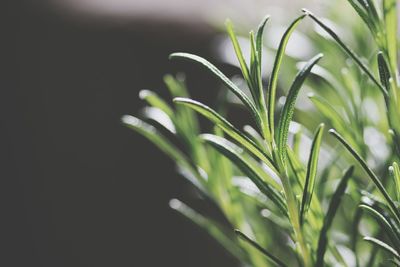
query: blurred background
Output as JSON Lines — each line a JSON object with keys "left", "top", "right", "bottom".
{"left": 2, "top": 0, "right": 337, "bottom": 266}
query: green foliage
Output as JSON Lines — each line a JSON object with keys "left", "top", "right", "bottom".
{"left": 125, "top": 1, "right": 400, "bottom": 266}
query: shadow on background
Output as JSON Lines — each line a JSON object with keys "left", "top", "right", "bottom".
{"left": 3, "top": 1, "right": 240, "bottom": 266}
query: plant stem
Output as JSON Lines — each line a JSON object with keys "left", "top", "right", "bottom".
{"left": 273, "top": 147, "right": 312, "bottom": 267}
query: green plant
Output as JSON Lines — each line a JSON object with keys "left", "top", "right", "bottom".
{"left": 123, "top": 1, "right": 399, "bottom": 266}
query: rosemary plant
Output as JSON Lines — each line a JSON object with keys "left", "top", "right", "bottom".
{"left": 124, "top": 0, "right": 399, "bottom": 266}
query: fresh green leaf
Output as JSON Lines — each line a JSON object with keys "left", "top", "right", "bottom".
{"left": 169, "top": 53, "right": 263, "bottom": 130}
{"left": 346, "top": 0, "right": 376, "bottom": 33}
{"left": 276, "top": 53, "right": 323, "bottom": 163}
{"left": 170, "top": 199, "right": 244, "bottom": 259}
{"left": 202, "top": 134, "right": 287, "bottom": 215}
{"left": 308, "top": 93, "right": 359, "bottom": 150}
{"left": 308, "top": 93, "right": 348, "bottom": 133}
{"left": 249, "top": 31, "right": 262, "bottom": 103}
{"left": 141, "top": 107, "right": 176, "bottom": 134}
{"left": 234, "top": 229, "right": 288, "bottom": 267}
{"left": 329, "top": 129, "right": 400, "bottom": 223}
{"left": 164, "top": 74, "right": 189, "bottom": 97}
{"left": 173, "top": 97, "right": 277, "bottom": 171}
{"left": 267, "top": 14, "right": 306, "bottom": 136}
{"left": 256, "top": 15, "right": 270, "bottom": 68}
{"left": 359, "top": 204, "right": 400, "bottom": 249}
{"left": 316, "top": 166, "right": 354, "bottom": 267}
{"left": 377, "top": 51, "right": 391, "bottom": 92}
{"left": 122, "top": 115, "right": 203, "bottom": 185}
{"left": 226, "top": 19, "right": 252, "bottom": 89}
{"left": 389, "top": 162, "right": 400, "bottom": 201}
{"left": 300, "top": 123, "right": 325, "bottom": 225}
{"left": 363, "top": 236, "right": 400, "bottom": 260}
{"left": 383, "top": 0, "right": 398, "bottom": 74}
{"left": 139, "top": 90, "right": 174, "bottom": 117}
{"left": 302, "top": 9, "right": 387, "bottom": 97}
{"left": 243, "top": 125, "right": 269, "bottom": 154}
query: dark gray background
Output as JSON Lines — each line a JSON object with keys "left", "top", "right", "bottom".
{"left": 3, "top": 1, "right": 240, "bottom": 266}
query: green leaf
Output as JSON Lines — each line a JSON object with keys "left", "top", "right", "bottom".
{"left": 329, "top": 129, "right": 400, "bottom": 223}
{"left": 122, "top": 115, "right": 203, "bottom": 184}
{"left": 308, "top": 64, "right": 355, "bottom": 116}
{"left": 249, "top": 29, "right": 270, "bottom": 141}
{"left": 363, "top": 0, "right": 380, "bottom": 27}
{"left": 226, "top": 19, "right": 252, "bottom": 89}
{"left": 169, "top": 199, "right": 244, "bottom": 259}
{"left": 201, "top": 134, "right": 286, "bottom": 215}
{"left": 389, "top": 162, "right": 400, "bottom": 201}
{"left": 164, "top": 74, "right": 189, "bottom": 97}
{"left": 243, "top": 125, "right": 268, "bottom": 152}
{"left": 249, "top": 31, "right": 262, "bottom": 103}
{"left": 287, "top": 147, "right": 307, "bottom": 186}
{"left": 267, "top": 14, "right": 306, "bottom": 136}
{"left": 256, "top": 15, "right": 270, "bottom": 69}
{"left": 308, "top": 93, "right": 348, "bottom": 132}
{"left": 139, "top": 90, "right": 174, "bottom": 118}
{"left": 173, "top": 98, "right": 277, "bottom": 171}
{"left": 300, "top": 123, "right": 325, "bottom": 225}
{"left": 302, "top": 9, "right": 387, "bottom": 97}
{"left": 141, "top": 107, "right": 176, "bottom": 134}
{"left": 359, "top": 204, "right": 400, "bottom": 249}
{"left": 346, "top": 0, "right": 376, "bottom": 33}
{"left": 163, "top": 75, "right": 201, "bottom": 136}
{"left": 234, "top": 229, "right": 288, "bottom": 267}
{"left": 308, "top": 93, "right": 359, "bottom": 149}
{"left": 256, "top": 15, "right": 270, "bottom": 68}
{"left": 377, "top": 51, "right": 391, "bottom": 92}
{"left": 169, "top": 53, "right": 263, "bottom": 130}
{"left": 383, "top": 0, "right": 398, "bottom": 74}
{"left": 315, "top": 166, "right": 354, "bottom": 267}
{"left": 363, "top": 236, "right": 400, "bottom": 260}
{"left": 276, "top": 53, "right": 323, "bottom": 163}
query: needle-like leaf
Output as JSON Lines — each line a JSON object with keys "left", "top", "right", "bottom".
{"left": 308, "top": 94, "right": 347, "bottom": 129}
{"left": 249, "top": 30, "right": 270, "bottom": 141}
{"left": 139, "top": 90, "right": 174, "bottom": 118}
{"left": 377, "top": 51, "right": 391, "bottom": 92}
{"left": 302, "top": 9, "right": 387, "bottom": 97}
{"left": 249, "top": 31, "right": 262, "bottom": 103}
{"left": 308, "top": 93, "right": 359, "bottom": 150}
{"left": 316, "top": 166, "right": 354, "bottom": 267}
{"left": 276, "top": 53, "right": 323, "bottom": 163}
{"left": 169, "top": 53, "right": 263, "bottom": 130}
{"left": 164, "top": 74, "right": 189, "bottom": 97}
{"left": 226, "top": 19, "right": 252, "bottom": 89}
{"left": 170, "top": 199, "right": 244, "bottom": 259}
{"left": 174, "top": 98, "right": 277, "bottom": 171}
{"left": 141, "top": 107, "right": 176, "bottom": 134}
{"left": 300, "top": 123, "right": 325, "bottom": 225}
{"left": 364, "top": 236, "right": 400, "bottom": 260}
{"left": 256, "top": 15, "right": 270, "bottom": 68}
{"left": 234, "top": 229, "right": 288, "bottom": 267}
{"left": 267, "top": 14, "right": 306, "bottom": 136}
{"left": 389, "top": 162, "right": 400, "bottom": 202}
{"left": 346, "top": 0, "right": 376, "bottom": 33}
{"left": 329, "top": 129, "right": 400, "bottom": 223}
{"left": 383, "top": 0, "right": 398, "bottom": 74}
{"left": 243, "top": 125, "right": 270, "bottom": 154}
{"left": 202, "top": 134, "right": 286, "bottom": 215}
{"left": 359, "top": 204, "right": 400, "bottom": 249}
{"left": 122, "top": 115, "right": 203, "bottom": 184}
